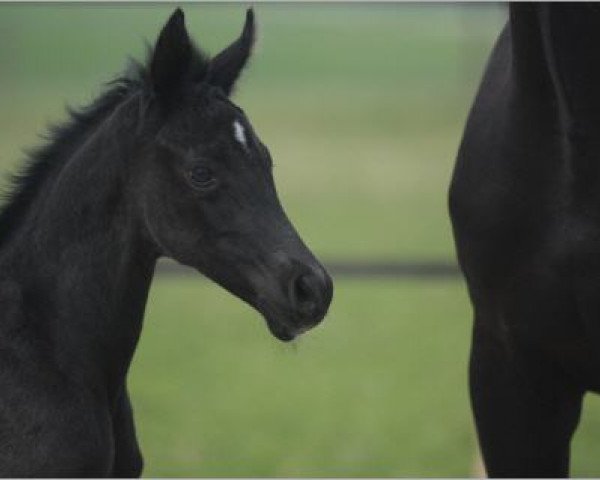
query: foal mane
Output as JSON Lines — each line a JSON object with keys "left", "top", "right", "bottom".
{"left": 0, "top": 77, "right": 141, "bottom": 251}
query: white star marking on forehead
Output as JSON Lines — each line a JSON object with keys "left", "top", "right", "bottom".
{"left": 233, "top": 120, "right": 247, "bottom": 148}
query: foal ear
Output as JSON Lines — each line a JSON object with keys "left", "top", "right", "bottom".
{"left": 150, "top": 8, "right": 193, "bottom": 101}
{"left": 207, "top": 9, "right": 255, "bottom": 96}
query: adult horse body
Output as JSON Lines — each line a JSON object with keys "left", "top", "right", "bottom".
{"left": 450, "top": 4, "right": 600, "bottom": 477}
{"left": 0, "top": 10, "right": 332, "bottom": 477}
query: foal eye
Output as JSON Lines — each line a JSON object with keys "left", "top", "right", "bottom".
{"left": 189, "top": 166, "right": 217, "bottom": 190}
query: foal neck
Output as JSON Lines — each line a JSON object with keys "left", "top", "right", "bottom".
{"left": 0, "top": 94, "right": 157, "bottom": 398}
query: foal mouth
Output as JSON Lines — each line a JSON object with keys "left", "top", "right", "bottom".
{"left": 264, "top": 315, "right": 314, "bottom": 342}
{"left": 258, "top": 302, "right": 319, "bottom": 342}
{"left": 254, "top": 299, "right": 310, "bottom": 342}
{"left": 265, "top": 319, "right": 298, "bottom": 342}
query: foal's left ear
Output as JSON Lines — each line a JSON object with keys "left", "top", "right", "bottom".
{"left": 207, "top": 9, "right": 255, "bottom": 96}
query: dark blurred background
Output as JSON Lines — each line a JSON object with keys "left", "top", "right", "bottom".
{"left": 1, "top": 3, "right": 599, "bottom": 476}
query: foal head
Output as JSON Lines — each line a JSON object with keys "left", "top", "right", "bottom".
{"left": 134, "top": 9, "right": 332, "bottom": 341}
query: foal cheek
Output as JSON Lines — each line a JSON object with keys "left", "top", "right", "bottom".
{"left": 141, "top": 194, "right": 202, "bottom": 264}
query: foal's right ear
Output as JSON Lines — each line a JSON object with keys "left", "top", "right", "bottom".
{"left": 150, "top": 9, "right": 193, "bottom": 102}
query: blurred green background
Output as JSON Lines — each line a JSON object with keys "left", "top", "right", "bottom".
{"left": 1, "top": 3, "right": 600, "bottom": 477}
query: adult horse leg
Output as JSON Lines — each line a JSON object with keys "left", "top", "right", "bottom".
{"left": 111, "top": 386, "right": 143, "bottom": 478}
{"left": 470, "top": 321, "right": 584, "bottom": 478}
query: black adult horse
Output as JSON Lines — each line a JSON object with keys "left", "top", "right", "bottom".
{"left": 0, "top": 9, "right": 332, "bottom": 477}
{"left": 450, "top": 3, "right": 600, "bottom": 477}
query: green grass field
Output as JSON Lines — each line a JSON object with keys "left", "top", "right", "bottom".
{"left": 132, "top": 278, "right": 475, "bottom": 477}
{"left": 1, "top": 4, "right": 600, "bottom": 476}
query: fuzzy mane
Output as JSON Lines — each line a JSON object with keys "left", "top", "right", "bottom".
{"left": 0, "top": 80, "right": 135, "bottom": 251}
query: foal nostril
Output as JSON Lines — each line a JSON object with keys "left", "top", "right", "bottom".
{"left": 290, "top": 272, "right": 322, "bottom": 321}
